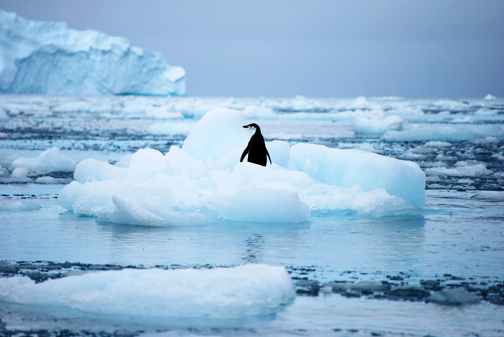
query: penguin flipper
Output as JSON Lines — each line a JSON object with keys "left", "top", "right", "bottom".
{"left": 240, "top": 144, "right": 250, "bottom": 162}
{"left": 266, "top": 148, "right": 272, "bottom": 165}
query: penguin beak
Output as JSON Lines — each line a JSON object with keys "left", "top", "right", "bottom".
{"left": 243, "top": 125, "right": 250, "bottom": 129}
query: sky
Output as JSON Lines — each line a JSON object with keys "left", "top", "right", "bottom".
{"left": 1, "top": 0, "right": 503, "bottom": 98}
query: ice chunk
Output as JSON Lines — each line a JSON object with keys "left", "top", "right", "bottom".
{"left": 289, "top": 143, "right": 425, "bottom": 207}
{"left": 266, "top": 141, "right": 291, "bottom": 168}
{"left": 182, "top": 108, "right": 250, "bottom": 162}
{"left": 484, "top": 94, "right": 496, "bottom": 100}
{"left": 474, "top": 108, "right": 497, "bottom": 116}
{"left": 425, "top": 162, "right": 492, "bottom": 177}
{"left": 74, "top": 158, "right": 128, "bottom": 183}
{"left": 353, "top": 116, "right": 403, "bottom": 135}
{"left": 58, "top": 108, "right": 427, "bottom": 225}
{"left": 10, "top": 147, "right": 76, "bottom": 173}
{"left": 11, "top": 167, "right": 29, "bottom": 178}
{"left": 34, "top": 176, "right": 69, "bottom": 184}
{"left": 0, "top": 10, "right": 185, "bottom": 96}
{"left": 424, "top": 141, "right": 451, "bottom": 147}
{"left": 426, "top": 288, "right": 481, "bottom": 305}
{"left": 0, "top": 265, "right": 294, "bottom": 318}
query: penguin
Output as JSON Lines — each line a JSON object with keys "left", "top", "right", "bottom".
{"left": 240, "top": 123, "right": 272, "bottom": 166}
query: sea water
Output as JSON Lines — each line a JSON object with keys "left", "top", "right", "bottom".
{"left": 1, "top": 95, "right": 503, "bottom": 336}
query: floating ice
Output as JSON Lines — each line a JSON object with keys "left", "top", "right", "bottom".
{"left": 34, "top": 176, "right": 69, "bottom": 184}
{"left": 59, "top": 109, "right": 425, "bottom": 225}
{"left": 384, "top": 124, "right": 504, "bottom": 142}
{"left": 0, "top": 10, "right": 185, "bottom": 96}
{"left": 74, "top": 158, "right": 128, "bottom": 183}
{"left": 0, "top": 264, "right": 295, "bottom": 318}
{"left": 10, "top": 147, "right": 76, "bottom": 173}
{"left": 424, "top": 141, "right": 451, "bottom": 147}
{"left": 289, "top": 143, "right": 425, "bottom": 208}
{"left": 0, "top": 200, "right": 41, "bottom": 212}
{"left": 484, "top": 94, "right": 496, "bottom": 100}
{"left": 426, "top": 288, "right": 481, "bottom": 305}
{"left": 11, "top": 167, "right": 29, "bottom": 178}
{"left": 353, "top": 116, "right": 403, "bottom": 135}
{"left": 425, "top": 161, "right": 492, "bottom": 177}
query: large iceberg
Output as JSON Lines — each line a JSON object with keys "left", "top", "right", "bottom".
{"left": 59, "top": 108, "right": 426, "bottom": 225}
{"left": 0, "top": 10, "right": 185, "bottom": 96}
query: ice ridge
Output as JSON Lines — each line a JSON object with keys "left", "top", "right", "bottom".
{"left": 0, "top": 10, "right": 185, "bottom": 96}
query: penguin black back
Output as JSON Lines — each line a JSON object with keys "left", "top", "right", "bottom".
{"left": 240, "top": 123, "right": 272, "bottom": 166}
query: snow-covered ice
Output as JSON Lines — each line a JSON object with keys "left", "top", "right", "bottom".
{"left": 0, "top": 10, "right": 185, "bottom": 96}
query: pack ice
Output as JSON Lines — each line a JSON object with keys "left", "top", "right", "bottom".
{"left": 0, "top": 10, "right": 185, "bottom": 96}
{"left": 0, "top": 264, "right": 295, "bottom": 318}
{"left": 59, "top": 108, "right": 425, "bottom": 225}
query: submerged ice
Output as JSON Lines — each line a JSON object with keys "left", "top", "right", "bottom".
{"left": 0, "top": 10, "right": 185, "bottom": 96}
{"left": 0, "top": 264, "right": 294, "bottom": 318}
{"left": 59, "top": 108, "right": 425, "bottom": 225}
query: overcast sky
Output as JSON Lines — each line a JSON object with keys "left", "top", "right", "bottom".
{"left": 1, "top": 0, "right": 503, "bottom": 98}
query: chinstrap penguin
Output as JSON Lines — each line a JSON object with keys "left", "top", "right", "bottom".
{"left": 241, "top": 123, "right": 272, "bottom": 166}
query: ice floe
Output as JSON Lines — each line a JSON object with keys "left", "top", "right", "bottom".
{"left": 0, "top": 264, "right": 294, "bottom": 318}
{"left": 425, "top": 161, "right": 492, "bottom": 177}
{"left": 353, "top": 115, "right": 403, "bottom": 135}
{"left": 58, "top": 108, "right": 425, "bottom": 225}
{"left": 9, "top": 147, "right": 76, "bottom": 173}
{"left": 426, "top": 288, "right": 481, "bottom": 305}
{"left": 0, "top": 200, "right": 41, "bottom": 212}
{"left": 384, "top": 124, "right": 504, "bottom": 142}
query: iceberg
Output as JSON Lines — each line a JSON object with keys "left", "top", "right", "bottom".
{"left": 0, "top": 264, "right": 295, "bottom": 318}
{"left": 59, "top": 108, "right": 425, "bottom": 225}
{"left": 0, "top": 10, "right": 185, "bottom": 96}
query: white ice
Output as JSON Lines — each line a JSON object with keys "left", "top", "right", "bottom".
{"left": 59, "top": 108, "right": 425, "bottom": 226}
{"left": 9, "top": 147, "right": 76, "bottom": 173}
{"left": 0, "top": 10, "right": 185, "bottom": 96}
{"left": 425, "top": 161, "right": 492, "bottom": 177}
{"left": 353, "top": 115, "right": 403, "bottom": 135}
{"left": 0, "top": 264, "right": 294, "bottom": 318}
{"left": 384, "top": 124, "right": 504, "bottom": 141}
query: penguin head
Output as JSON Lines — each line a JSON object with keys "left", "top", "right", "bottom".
{"left": 243, "top": 123, "right": 261, "bottom": 132}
